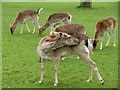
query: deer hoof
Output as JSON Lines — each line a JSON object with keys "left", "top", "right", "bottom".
{"left": 32, "top": 32, "right": 35, "bottom": 34}
{"left": 54, "top": 83, "right": 57, "bottom": 87}
{"left": 39, "top": 80, "right": 43, "bottom": 84}
{"left": 100, "top": 48, "right": 102, "bottom": 50}
{"left": 77, "top": 56, "right": 80, "bottom": 59}
{"left": 113, "top": 44, "right": 116, "bottom": 47}
{"left": 87, "top": 79, "right": 92, "bottom": 83}
{"left": 100, "top": 79, "right": 104, "bottom": 85}
{"left": 106, "top": 44, "right": 108, "bottom": 47}
{"left": 61, "top": 57, "right": 65, "bottom": 61}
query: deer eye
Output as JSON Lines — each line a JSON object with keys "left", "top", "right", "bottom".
{"left": 59, "top": 32, "right": 63, "bottom": 37}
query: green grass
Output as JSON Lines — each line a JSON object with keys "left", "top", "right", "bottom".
{"left": 2, "top": 2, "right": 118, "bottom": 88}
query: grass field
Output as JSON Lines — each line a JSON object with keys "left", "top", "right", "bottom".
{"left": 2, "top": 2, "right": 118, "bottom": 88}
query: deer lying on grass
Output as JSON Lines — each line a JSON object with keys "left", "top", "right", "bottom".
{"left": 37, "top": 32, "right": 104, "bottom": 86}
{"left": 10, "top": 8, "right": 43, "bottom": 34}
{"left": 93, "top": 17, "right": 117, "bottom": 50}
{"left": 38, "top": 13, "right": 72, "bottom": 35}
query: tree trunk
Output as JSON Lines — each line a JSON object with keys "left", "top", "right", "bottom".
{"left": 78, "top": 0, "right": 92, "bottom": 8}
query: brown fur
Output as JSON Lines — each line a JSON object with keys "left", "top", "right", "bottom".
{"left": 37, "top": 32, "right": 104, "bottom": 86}
{"left": 39, "top": 13, "right": 71, "bottom": 35}
{"left": 94, "top": 17, "right": 117, "bottom": 40}
{"left": 93, "top": 17, "right": 117, "bottom": 49}
{"left": 47, "top": 13, "right": 70, "bottom": 21}
{"left": 54, "top": 24, "right": 88, "bottom": 42}
{"left": 11, "top": 10, "right": 38, "bottom": 28}
{"left": 39, "top": 33, "right": 59, "bottom": 44}
{"left": 10, "top": 9, "right": 42, "bottom": 34}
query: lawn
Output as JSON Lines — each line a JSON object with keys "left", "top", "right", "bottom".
{"left": 2, "top": 2, "right": 118, "bottom": 88}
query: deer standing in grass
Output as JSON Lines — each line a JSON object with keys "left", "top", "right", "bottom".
{"left": 10, "top": 8, "right": 43, "bottom": 34}
{"left": 93, "top": 17, "right": 117, "bottom": 50}
{"left": 53, "top": 23, "right": 86, "bottom": 60}
{"left": 37, "top": 31, "right": 104, "bottom": 86}
{"left": 38, "top": 13, "right": 72, "bottom": 35}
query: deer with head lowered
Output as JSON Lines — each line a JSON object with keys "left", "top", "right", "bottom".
{"left": 38, "top": 13, "right": 72, "bottom": 35}
{"left": 10, "top": 8, "right": 43, "bottom": 34}
{"left": 37, "top": 31, "right": 104, "bottom": 86}
{"left": 93, "top": 17, "right": 117, "bottom": 50}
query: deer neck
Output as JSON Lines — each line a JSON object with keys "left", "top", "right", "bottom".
{"left": 12, "top": 19, "right": 19, "bottom": 29}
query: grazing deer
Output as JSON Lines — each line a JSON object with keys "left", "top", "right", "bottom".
{"left": 37, "top": 32, "right": 104, "bottom": 86}
{"left": 38, "top": 13, "right": 72, "bottom": 35}
{"left": 10, "top": 8, "right": 43, "bottom": 34}
{"left": 93, "top": 17, "right": 117, "bottom": 50}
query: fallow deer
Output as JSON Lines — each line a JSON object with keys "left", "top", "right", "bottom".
{"left": 37, "top": 32, "right": 104, "bottom": 86}
{"left": 10, "top": 8, "right": 43, "bottom": 34}
{"left": 93, "top": 17, "right": 117, "bottom": 50}
{"left": 38, "top": 13, "right": 72, "bottom": 35}
{"left": 53, "top": 23, "right": 86, "bottom": 34}
{"left": 53, "top": 23, "right": 86, "bottom": 60}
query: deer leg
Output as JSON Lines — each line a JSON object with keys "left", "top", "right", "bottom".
{"left": 32, "top": 20, "right": 36, "bottom": 34}
{"left": 25, "top": 23, "right": 31, "bottom": 33}
{"left": 106, "top": 33, "right": 111, "bottom": 46}
{"left": 33, "top": 24, "right": 36, "bottom": 34}
{"left": 39, "top": 58, "right": 46, "bottom": 84}
{"left": 112, "top": 28, "right": 116, "bottom": 47}
{"left": 86, "top": 65, "right": 93, "bottom": 82}
{"left": 80, "top": 53, "right": 93, "bottom": 83}
{"left": 80, "top": 49, "right": 104, "bottom": 84}
{"left": 20, "top": 23, "right": 25, "bottom": 34}
{"left": 36, "top": 16, "right": 41, "bottom": 29}
{"left": 89, "top": 59, "right": 104, "bottom": 84}
{"left": 54, "top": 58, "right": 59, "bottom": 86}
{"left": 61, "top": 57, "right": 65, "bottom": 61}
{"left": 32, "top": 19, "right": 40, "bottom": 34}
{"left": 77, "top": 56, "right": 80, "bottom": 59}
{"left": 39, "top": 57, "right": 41, "bottom": 62}
{"left": 99, "top": 36, "right": 104, "bottom": 50}
{"left": 91, "top": 61, "right": 104, "bottom": 84}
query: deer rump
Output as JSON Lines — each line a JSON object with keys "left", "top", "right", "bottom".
{"left": 38, "top": 35, "right": 79, "bottom": 59}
